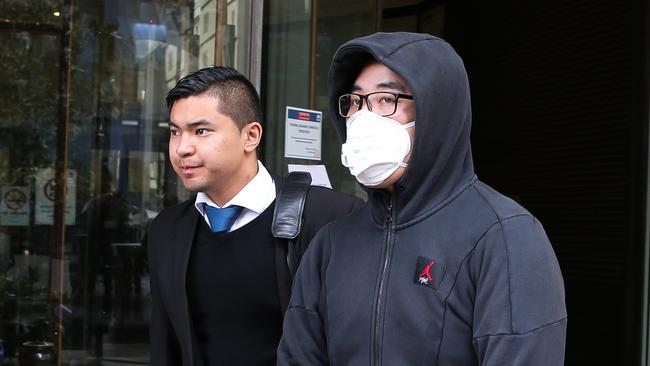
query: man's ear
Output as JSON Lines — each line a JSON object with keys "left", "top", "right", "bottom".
{"left": 243, "top": 122, "right": 262, "bottom": 152}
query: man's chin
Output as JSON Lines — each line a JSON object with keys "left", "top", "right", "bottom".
{"left": 179, "top": 180, "right": 206, "bottom": 193}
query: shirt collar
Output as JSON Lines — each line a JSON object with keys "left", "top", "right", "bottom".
{"left": 194, "top": 161, "right": 276, "bottom": 215}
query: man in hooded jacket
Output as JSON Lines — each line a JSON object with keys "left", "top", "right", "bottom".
{"left": 277, "top": 32, "right": 567, "bottom": 365}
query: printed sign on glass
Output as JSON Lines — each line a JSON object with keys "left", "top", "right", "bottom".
{"left": 284, "top": 106, "right": 322, "bottom": 161}
{"left": 0, "top": 186, "right": 30, "bottom": 226}
{"left": 35, "top": 168, "right": 77, "bottom": 225}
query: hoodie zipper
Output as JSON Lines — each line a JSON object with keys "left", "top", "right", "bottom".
{"left": 373, "top": 201, "right": 394, "bottom": 365}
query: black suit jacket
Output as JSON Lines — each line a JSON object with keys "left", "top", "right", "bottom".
{"left": 147, "top": 185, "right": 363, "bottom": 366}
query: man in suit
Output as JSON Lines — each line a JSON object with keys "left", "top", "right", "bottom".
{"left": 147, "top": 66, "right": 362, "bottom": 365}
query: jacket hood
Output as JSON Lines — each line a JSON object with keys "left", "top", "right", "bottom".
{"left": 329, "top": 32, "right": 475, "bottom": 225}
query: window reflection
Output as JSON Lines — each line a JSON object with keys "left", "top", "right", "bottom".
{"left": 0, "top": 27, "right": 61, "bottom": 363}
{"left": 0, "top": 0, "right": 233, "bottom": 364}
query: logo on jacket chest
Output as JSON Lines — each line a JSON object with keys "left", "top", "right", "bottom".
{"left": 414, "top": 256, "right": 446, "bottom": 290}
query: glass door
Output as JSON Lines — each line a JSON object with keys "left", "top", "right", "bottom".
{"left": 0, "top": 2, "right": 66, "bottom": 362}
{"left": 0, "top": 0, "right": 258, "bottom": 364}
{"left": 261, "top": 0, "right": 374, "bottom": 194}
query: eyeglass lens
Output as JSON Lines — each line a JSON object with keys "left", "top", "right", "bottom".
{"left": 339, "top": 92, "right": 399, "bottom": 117}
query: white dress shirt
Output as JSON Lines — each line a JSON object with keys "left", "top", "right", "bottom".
{"left": 194, "top": 161, "right": 276, "bottom": 232}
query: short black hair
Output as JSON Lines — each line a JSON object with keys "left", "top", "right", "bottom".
{"left": 166, "top": 66, "right": 262, "bottom": 130}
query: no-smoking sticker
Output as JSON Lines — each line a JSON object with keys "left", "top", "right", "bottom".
{"left": 4, "top": 188, "right": 27, "bottom": 211}
{"left": 1, "top": 186, "right": 30, "bottom": 226}
{"left": 44, "top": 179, "right": 56, "bottom": 201}
{"left": 35, "top": 168, "right": 77, "bottom": 225}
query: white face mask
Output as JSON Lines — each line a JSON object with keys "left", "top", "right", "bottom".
{"left": 341, "top": 110, "right": 415, "bottom": 186}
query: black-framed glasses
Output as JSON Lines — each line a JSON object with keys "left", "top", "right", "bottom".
{"left": 338, "top": 91, "right": 414, "bottom": 118}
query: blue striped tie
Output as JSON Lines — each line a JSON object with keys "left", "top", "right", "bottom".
{"left": 205, "top": 205, "right": 243, "bottom": 233}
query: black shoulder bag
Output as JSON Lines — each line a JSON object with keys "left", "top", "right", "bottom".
{"left": 271, "top": 171, "right": 312, "bottom": 313}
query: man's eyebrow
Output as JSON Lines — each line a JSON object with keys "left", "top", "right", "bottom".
{"left": 377, "top": 80, "right": 406, "bottom": 91}
{"left": 168, "top": 120, "right": 211, "bottom": 128}
{"left": 187, "top": 120, "right": 211, "bottom": 127}
{"left": 351, "top": 80, "right": 406, "bottom": 93}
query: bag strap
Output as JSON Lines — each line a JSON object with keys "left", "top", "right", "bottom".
{"left": 272, "top": 171, "right": 312, "bottom": 277}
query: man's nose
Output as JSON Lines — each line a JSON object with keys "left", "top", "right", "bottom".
{"left": 175, "top": 135, "right": 195, "bottom": 157}
{"left": 360, "top": 97, "right": 371, "bottom": 111}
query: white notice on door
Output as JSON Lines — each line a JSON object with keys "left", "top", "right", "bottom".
{"left": 284, "top": 106, "right": 322, "bottom": 161}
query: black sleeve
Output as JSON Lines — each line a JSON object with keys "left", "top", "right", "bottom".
{"left": 147, "top": 224, "right": 183, "bottom": 365}
{"left": 278, "top": 227, "right": 332, "bottom": 365}
{"left": 470, "top": 215, "right": 567, "bottom": 365}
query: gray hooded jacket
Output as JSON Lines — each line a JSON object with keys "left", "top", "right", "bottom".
{"left": 278, "top": 32, "right": 567, "bottom": 366}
